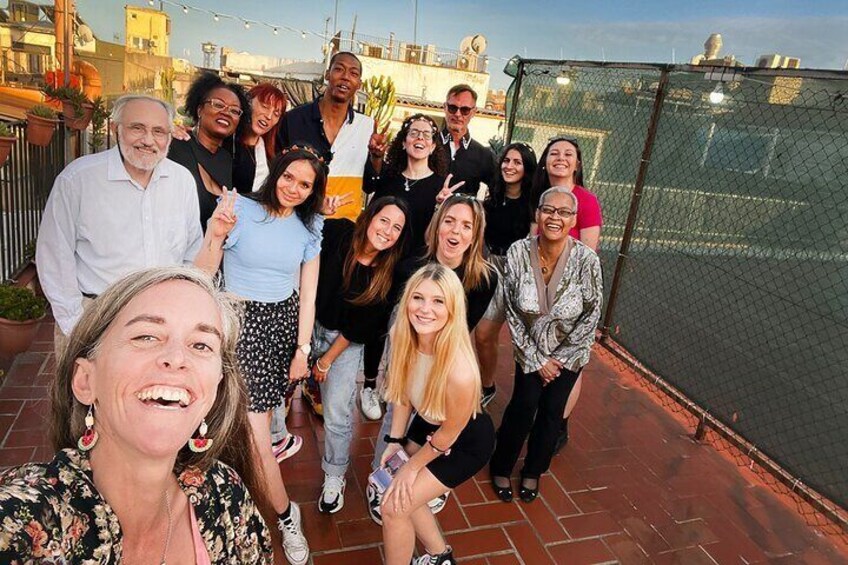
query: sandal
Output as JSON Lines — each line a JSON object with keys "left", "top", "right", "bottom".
{"left": 490, "top": 475, "right": 513, "bottom": 503}
{"left": 519, "top": 475, "right": 539, "bottom": 503}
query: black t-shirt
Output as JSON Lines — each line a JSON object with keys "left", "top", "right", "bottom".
{"left": 316, "top": 219, "right": 395, "bottom": 345}
{"left": 364, "top": 172, "right": 445, "bottom": 257}
{"left": 167, "top": 136, "right": 233, "bottom": 232}
{"left": 232, "top": 141, "right": 260, "bottom": 194}
{"left": 484, "top": 192, "right": 532, "bottom": 256}
{"left": 438, "top": 129, "right": 496, "bottom": 196}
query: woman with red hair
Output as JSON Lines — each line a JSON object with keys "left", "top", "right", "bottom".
{"left": 233, "top": 83, "right": 288, "bottom": 192}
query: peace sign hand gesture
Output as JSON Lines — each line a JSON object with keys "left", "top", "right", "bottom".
{"left": 435, "top": 174, "right": 466, "bottom": 204}
{"left": 208, "top": 188, "right": 238, "bottom": 240}
{"left": 321, "top": 192, "right": 355, "bottom": 216}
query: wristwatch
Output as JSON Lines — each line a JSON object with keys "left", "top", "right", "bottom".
{"left": 384, "top": 434, "right": 407, "bottom": 446}
{"left": 297, "top": 343, "right": 311, "bottom": 357}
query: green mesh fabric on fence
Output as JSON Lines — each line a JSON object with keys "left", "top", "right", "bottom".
{"left": 506, "top": 59, "right": 848, "bottom": 511}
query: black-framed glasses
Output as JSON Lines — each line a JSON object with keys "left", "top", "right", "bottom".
{"left": 407, "top": 128, "right": 435, "bottom": 141}
{"left": 203, "top": 98, "right": 244, "bottom": 118}
{"left": 538, "top": 204, "right": 576, "bottom": 218}
{"left": 446, "top": 103, "right": 474, "bottom": 116}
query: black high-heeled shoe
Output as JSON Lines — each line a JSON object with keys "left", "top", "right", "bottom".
{"left": 490, "top": 475, "right": 513, "bottom": 503}
{"left": 519, "top": 475, "right": 539, "bottom": 503}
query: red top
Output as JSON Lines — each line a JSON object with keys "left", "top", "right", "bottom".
{"left": 568, "top": 185, "right": 603, "bottom": 239}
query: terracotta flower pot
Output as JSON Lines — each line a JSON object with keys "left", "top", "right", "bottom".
{"left": 62, "top": 101, "right": 94, "bottom": 131}
{"left": 0, "top": 136, "right": 15, "bottom": 166}
{"left": 26, "top": 114, "right": 59, "bottom": 147}
{"left": 0, "top": 315, "right": 44, "bottom": 357}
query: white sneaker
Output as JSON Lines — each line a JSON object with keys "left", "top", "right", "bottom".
{"left": 318, "top": 473, "right": 346, "bottom": 514}
{"left": 366, "top": 482, "right": 383, "bottom": 525}
{"left": 428, "top": 491, "right": 450, "bottom": 514}
{"left": 278, "top": 501, "right": 309, "bottom": 565}
{"left": 359, "top": 387, "right": 383, "bottom": 420}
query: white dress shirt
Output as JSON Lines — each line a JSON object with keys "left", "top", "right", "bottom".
{"left": 252, "top": 136, "right": 269, "bottom": 192}
{"left": 35, "top": 146, "right": 203, "bottom": 335}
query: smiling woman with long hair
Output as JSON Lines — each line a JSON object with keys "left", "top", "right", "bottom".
{"left": 379, "top": 263, "right": 495, "bottom": 565}
{"left": 194, "top": 146, "right": 328, "bottom": 565}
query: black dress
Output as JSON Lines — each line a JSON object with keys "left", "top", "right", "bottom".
{"left": 167, "top": 135, "right": 234, "bottom": 232}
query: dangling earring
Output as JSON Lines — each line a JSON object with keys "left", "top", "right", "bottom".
{"left": 188, "top": 419, "right": 213, "bottom": 453}
{"left": 77, "top": 404, "right": 99, "bottom": 451}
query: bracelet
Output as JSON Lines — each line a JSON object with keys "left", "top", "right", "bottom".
{"left": 426, "top": 434, "right": 451, "bottom": 456}
{"left": 315, "top": 358, "right": 332, "bottom": 373}
{"left": 383, "top": 434, "right": 407, "bottom": 446}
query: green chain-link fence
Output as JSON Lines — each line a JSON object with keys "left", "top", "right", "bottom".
{"left": 504, "top": 58, "right": 848, "bottom": 523}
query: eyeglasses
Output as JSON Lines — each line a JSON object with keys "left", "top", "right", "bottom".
{"left": 538, "top": 205, "right": 576, "bottom": 218}
{"left": 203, "top": 98, "right": 244, "bottom": 118}
{"left": 121, "top": 123, "right": 170, "bottom": 141}
{"left": 407, "top": 128, "right": 434, "bottom": 141}
{"left": 445, "top": 103, "right": 474, "bottom": 116}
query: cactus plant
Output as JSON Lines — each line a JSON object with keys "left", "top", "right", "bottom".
{"left": 363, "top": 75, "right": 397, "bottom": 134}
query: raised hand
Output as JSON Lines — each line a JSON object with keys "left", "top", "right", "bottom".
{"left": 368, "top": 123, "right": 390, "bottom": 159}
{"left": 435, "top": 173, "right": 466, "bottom": 204}
{"left": 207, "top": 187, "right": 238, "bottom": 240}
{"left": 172, "top": 122, "right": 191, "bottom": 141}
{"left": 322, "top": 192, "right": 354, "bottom": 216}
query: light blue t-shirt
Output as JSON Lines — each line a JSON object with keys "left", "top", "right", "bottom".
{"left": 222, "top": 197, "right": 323, "bottom": 303}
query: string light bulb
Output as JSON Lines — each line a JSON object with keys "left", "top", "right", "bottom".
{"left": 301, "top": 31, "right": 306, "bottom": 39}
{"left": 181, "top": 5, "right": 188, "bottom": 14}
{"left": 273, "top": 27, "right": 279, "bottom": 35}
{"left": 244, "top": 21, "right": 250, "bottom": 29}
{"left": 213, "top": 13, "right": 219, "bottom": 22}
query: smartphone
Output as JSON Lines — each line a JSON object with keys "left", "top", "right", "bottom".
{"left": 368, "top": 449, "right": 410, "bottom": 494}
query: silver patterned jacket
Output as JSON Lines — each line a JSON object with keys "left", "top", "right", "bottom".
{"left": 504, "top": 236, "right": 603, "bottom": 373}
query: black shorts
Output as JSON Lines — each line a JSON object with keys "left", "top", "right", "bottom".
{"left": 406, "top": 411, "right": 495, "bottom": 489}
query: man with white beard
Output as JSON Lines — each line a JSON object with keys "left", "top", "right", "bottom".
{"left": 36, "top": 94, "right": 202, "bottom": 354}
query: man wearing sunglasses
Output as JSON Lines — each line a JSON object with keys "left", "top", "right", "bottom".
{"left": 439, "top": 84, "right": 497, "bottom": 197}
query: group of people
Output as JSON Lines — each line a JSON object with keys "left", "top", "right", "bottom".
{"left": 0, "top": 51, "right": 604, "bottom": 565}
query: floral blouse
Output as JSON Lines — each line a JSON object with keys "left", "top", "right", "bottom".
{"left": 0, "top": 448, "right": 273, "bottom": 564}
{"left": 504, "top": 236, "right": 603, "bottom": 373}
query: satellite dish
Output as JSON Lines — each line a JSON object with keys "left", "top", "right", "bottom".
{"left": 470, "top": 34, "right": 487, "bottom": 55}
{"left": 459, "top": 36, "right": 474, "bottom": 53}
{"left": 76, "top": 24, "right": 95, "bottom": 46}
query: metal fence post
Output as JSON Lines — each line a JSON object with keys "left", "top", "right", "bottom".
{"left": 504, "top": 59, "right": 525, "bottom": 145}
{"left": 600, "top": 67, "right": 670, "bottom": 339}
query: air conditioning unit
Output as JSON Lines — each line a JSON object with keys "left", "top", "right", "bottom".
{"left": 784, "top": 57, "right": 801, "bottom": 69}
{"left": 400, "top": 42, "right": 422, "bottom": 63}
{"left": 362, "top": 44, "right": 384, "bottom": 59}
{"left": 421, "top": 44, "right": 437, "bottom": 65}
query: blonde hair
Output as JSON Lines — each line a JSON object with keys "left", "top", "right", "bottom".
{"left": 50, "top": 267, "right": 264, "bottom": 500}
{"left": 424, "top": 195, "right": 492, "bottom": 292}
{"left": 384, "top": 263, "right": 482, "bottom": 421}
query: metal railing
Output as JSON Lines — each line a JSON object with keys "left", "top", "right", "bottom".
{"left": 0, "top": 120, "right": 66, "bottom": 281}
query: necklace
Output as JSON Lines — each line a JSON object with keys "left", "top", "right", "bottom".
{"left": 403, "top": 175, "right": 424, "bottom": 192}
{"left": 160, "top": 490, "right": 173, "bottom": 565}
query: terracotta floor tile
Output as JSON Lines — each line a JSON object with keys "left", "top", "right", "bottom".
{"left": 485, "top": 553, "right": 522, "bottom": 565}
{"left": 454, "top": 476, "right": 487, "bottom": 505}
{"left": 312, "top": 546, "right": 382, "bottom": 565}
{"left": 0, "top": 400, "right": 22, "bottom": 416}
{"left": 436, "top": 493, "right": 470, "bottom": 532}
{"left": 463, "top": 500, "right": 524, "bottom": 528}
{"left": 603, "top": 532, "right": 651, "bottom": 564}
{"left": 0, "top": 386, "right": 49, "bottom": 400}
{"left": 337, "top": 517, "right": 382, "bottom": 548}
{"left": 653, "top": 546, "right": 717, "bottom": 565}
{"left": 0, "top": 446, "right": 36, "bottom": 467}
{"left": 299, "top": 502, "right": 343, "bottom": 553}
{"left": 619, "top": 516, "right": 672, "bottom": 555}
{"left": 548, "top": 538, "right": 617, "bottom": 564}
{"left": 504, "top": 522, "right": 554, "bottom": 565}
{"left": 447, "top": 527, "right": 512, "bottom": 559}
{"left": 560, "top": 511, "right": 623, "bottom": 540}
{"left": 519, "top": 497, "right": 569, "bottom": 543}
{"left": 654, "top": 520, "right": 719, "bottom": 550}
{"left": 3, "top": 427, "right": 48, "bottom": 449}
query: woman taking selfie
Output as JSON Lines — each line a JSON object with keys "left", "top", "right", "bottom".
{"left": 0, "top": 267, "right": 272, "bottom": 563}
{"left": 379, "top": 263, "right": 495, "bottom": 565}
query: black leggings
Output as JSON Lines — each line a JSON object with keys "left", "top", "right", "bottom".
{"left": 490, "top": 362, "right": 580, "bottom": 479}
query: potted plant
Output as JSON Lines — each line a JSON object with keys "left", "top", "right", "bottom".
{"left": 0, "top": 284, "right": 47, "bottom": 357}
{"left": 44, "top": 83, "right": 94, "bottom": 130}
{"left": 0, "top": 122, "right": 16, "bottom": 166}
{"left": 26, "top": 104, "right": 59, "bottom": 147}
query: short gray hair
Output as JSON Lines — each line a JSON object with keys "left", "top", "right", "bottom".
{"left": 111, "top": 94, "right": 175, "bottom": 126}
{"left": 539, "top": 186, "right": 578, "bottom": 211}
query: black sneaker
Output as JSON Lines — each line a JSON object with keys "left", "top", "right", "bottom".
{"left": 413, "top": 546, "right": 455, "bottom": 565}
{"left": 481, "top": 385, "right": 497, "bottom": 408}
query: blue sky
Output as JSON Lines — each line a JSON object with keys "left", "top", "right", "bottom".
{"left": 75, "top": 0, "right": 848, "bottom": 89}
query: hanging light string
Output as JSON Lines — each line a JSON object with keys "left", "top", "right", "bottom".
{"left": 139, "top": 0, "right": 515, "bottom": 64}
